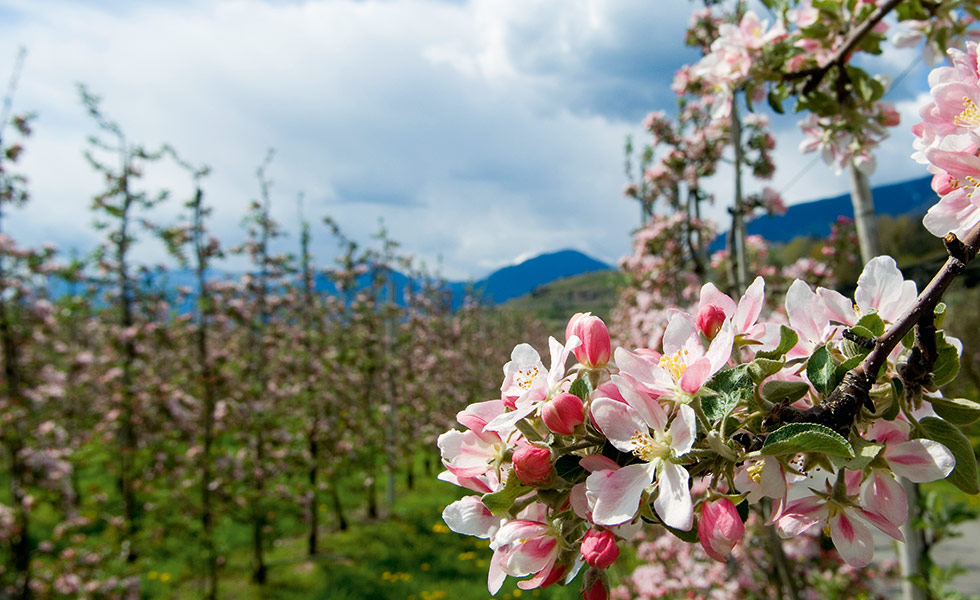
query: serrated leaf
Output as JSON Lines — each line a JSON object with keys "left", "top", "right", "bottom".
{"left": 933, "top": 332, "right": 960, "bottom": 387}
{"left": 569, "top": 378, "right": 592, "bottom": 403}
{"left": 761, "top": 422, "right": 854, "bottom": 458}
{"left": 481, "top": 472, "right": 532, "bottom": 515}
{"left": 929, "top": 397, "right": 980, "bottom": 426}
{"left": 748, "top": 358, "right": 784, "bottom": 384}
{"left": 554, "top": 454, "right": 586, "bottom": 482}
{"left": 704, "top": 366, "right": 753, "bottom": 421}
{"left": 807, "top": 346, "right": 838, "bottom": 396}
{"left": 756, "top": 325, "right": 799, "bottom": 360}
{"left": 761, "top": 379, "right": 810, "bottom": 404}
{"left": 918, "top": 417, "right": 979, "bottom": 495}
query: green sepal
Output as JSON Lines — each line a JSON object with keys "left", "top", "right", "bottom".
{"left": 761, "top": 422, "right": 855, "bottom": 458}
{"left": 917, "top": 417, "right": 979, "bottom": 495}
{"left": 481, "top": 472, "right": 532, "bottom": 515}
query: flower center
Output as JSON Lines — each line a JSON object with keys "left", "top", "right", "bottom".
{"left": 955, "top": 96, "right": 980, "bottom": 129}
{"left": 747, "top": 460, "right": 765, "bottom": 484}
{"left": 514, "top": 365, "right": 541, "bottom": 390}
{"left": 631, "top": 430, "right": 671, "bottom": 462}
{"left": 658, "top": 349, "right": 690, "bottom": 383}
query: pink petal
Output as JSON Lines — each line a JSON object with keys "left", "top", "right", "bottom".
{"left": 590, "top": 397, "right": 646, "bottom": 453}
{"left": 590, "top": 463, "right": 655, "bottom": 526}
{"left": 679, "top": 357, "right": 711, "bottom": 394}
{"left": 861, "top": 471, "right": 907, "bottom": 527}
{"left": 734, "top": 277, "right": 765, "bottom": 333}
{"left": 885, "top": 439, "right": 955, "bottom": 482}
{"left": 830, "top": 510, "right": 874, "bottom": 568}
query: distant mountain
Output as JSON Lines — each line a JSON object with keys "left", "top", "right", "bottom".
{"left": 473, "top": 250, "right": 612, "bottom": 304}
{"left": 75, "top": 248, "right": 612, "bottom": 312}
{"left": 710, "top": 175, "right": 935, "bottom": 250}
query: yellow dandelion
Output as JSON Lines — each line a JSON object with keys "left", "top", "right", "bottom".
{"left": 160, "top": 573, "right": 171, "bottom": 583}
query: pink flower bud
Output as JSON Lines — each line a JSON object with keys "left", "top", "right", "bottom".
{"left": 580, "top": 528, "right": 619, "bottom": 569}
{"left": 566, "top": 313, "right": 611, "bottom": 368}
{"left": 696, "top": 304, "right": 726, "bottom": 339}
{"left": 512, "top": 445, "right": 553, "bottom": 487}
{"left": 542, "top": 392, "right": 585, "bottom": 435}
{"left": 698, "top": 498, "right": 745, "bottom": 562}
{"left": 580, "top": 569, "right": 610, "bottom": 600}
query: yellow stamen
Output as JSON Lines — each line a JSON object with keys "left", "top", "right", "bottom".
{"left": 658, "top": 349, "right": 690, "bottom": 382}
{"left": 515, "top": 365, "right": 541, "bottom": 390}
{"left": 955, "top": 96, "right": 980, "bottom": 129}
{"left": 747, "top": 460, "right": 765, "bottom": 484}
{"left": 631, "top": 430, "right": 670, "bottom": 462}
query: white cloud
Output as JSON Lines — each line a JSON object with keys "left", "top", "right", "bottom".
{"left": 0, "top": 0, "right": 942, "bottom": 282}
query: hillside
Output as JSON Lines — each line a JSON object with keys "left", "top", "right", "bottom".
{"left": 502, "top": 269, "right": 627, "bottom": 336}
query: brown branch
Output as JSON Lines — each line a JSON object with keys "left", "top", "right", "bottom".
{"left": 771, "top": 222, "right": 980, "bottom": 437}
{"left": 783, "top": 0, "right": 902, "bottom": 94}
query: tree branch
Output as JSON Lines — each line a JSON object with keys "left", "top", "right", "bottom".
{"left": 783, "top": 0, "right": 902, "bottom": 94}
{"left": 770, "top": 221, "right": 980, "bottom": 437}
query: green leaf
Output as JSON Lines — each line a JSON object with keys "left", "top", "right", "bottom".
{"left": 807, "top": 346, "right": 838, "bottom": 396}
{"left": 929, "top": 397, "right": 980, "bottom": 426}
{"left": 761, "top": 379, "right": 810, "bottom": 404}
{"left": 569, "top": 378, "right": 592, "bottom": 403}
{"left": 748, "top": 358, "right": 784, "bottom": 384}
{"left": 933, "top": 332, "right": 961, "bottom": 387}
{"left": 840, "top": 440, "right": 884, "bottom": 470}
{"left": 554, "top": 454, "right": 586, "bottom": 483}
{"left": 756, "top": 325, "right": 799, "bottom": 360}
{"left": 767, "top": 89, "right": 785, "bottom": 114}
{"left": 853, "top": 312, "right": 885, "bottom": 338}
{"left": 481, "top": 473, "right": 532, "bottom": 515}
{"left": 761, "top": 422, "right": 855, "bottom": 458}
{"left": 663, "top": 519, "right": 699, "bottom": 543}
{"left": 918, "top": 417, "right": 979, "bottom": 495}
{"left": 704, "top": 366, "right": 753, "bottom": 421}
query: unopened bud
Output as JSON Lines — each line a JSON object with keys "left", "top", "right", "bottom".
{"left": 566, "top": 313, "right": 611, "bottom": 368}
{"left": 696, "top": 304, "right": 727, "bottom": 339}
{"left": 542, "top": 392, "right": 585, "bottom": 435}
{"left": 698, "top": 498, "right": 745, "bottom": 562}
{"left": 580, "top": 528, "right": 619, "bottom": 569}
{"left": 512, "top": 445, "right": 553, "bottom": 487}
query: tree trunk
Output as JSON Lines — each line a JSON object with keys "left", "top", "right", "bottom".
{"left": 730, "top": 94, "right": 749, "bottom": 296}
{"left": 848, "top": 163, "right": 882, "bottom": 264}
{"left": 899, "top": 478, "right": 928, "bottom": 600}
{"left": 330, "top": 482, "right": 348, "bottom": 531}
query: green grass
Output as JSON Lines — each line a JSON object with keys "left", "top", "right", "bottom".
{"left": 158, "top": 469, "right": 582, "bottom": 600}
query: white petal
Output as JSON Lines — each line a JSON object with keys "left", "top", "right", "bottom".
{"left": 654, "top": 460, "right": 693, "bottom": 531}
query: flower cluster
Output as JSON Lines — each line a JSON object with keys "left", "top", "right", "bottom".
{"left": 438, "top": 250, "right": 974, "bottom": 597}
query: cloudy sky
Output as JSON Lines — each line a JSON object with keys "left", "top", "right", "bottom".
{"left": 0, "top": 0, "right": 941, "bottom": 280}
